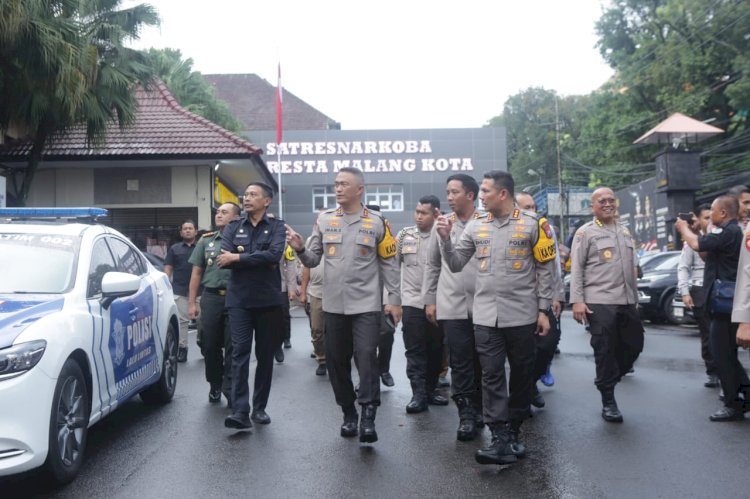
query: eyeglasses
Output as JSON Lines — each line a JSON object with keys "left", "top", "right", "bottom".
{"left": 596, "top": 198, "right": 616, "bottom": 206}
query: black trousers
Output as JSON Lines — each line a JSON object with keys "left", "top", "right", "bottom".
{"left": 710, "top": 313, "right": 750, "bottom": 410}
{"left": 587, "top": 304, "right": 644, "bottom": 391}
{"left": 325, "top": 311, "right": 381, "bottom": 407}
{"left": 474, "top": 323, "right": 536, "bottom": 423}
{"left": 280, "top": 292, "right": 291, "bottom": 342}
{"left": 690, "top": 286, "right": 716, "bottom": 376}
{"left": 402, "top": 306, "right": 444, "bottom": 394}
{"left": 441, "top": 318, "right": 482, "bottom": 403}
{"left": 532, "top": 309, "right": 561, "bottom": 381}
{"left": 228, "top": 306, "right": 283, "bottom": 414}
{"left": 200, "top": 291, "right": 232, "bottom": 394}
{"left": 378, "top": 330, "right": 394, "bottom": 374}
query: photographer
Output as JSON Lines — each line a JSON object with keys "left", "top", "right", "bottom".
{"left": 675, "top": 195, "right": 747, "bottom": 421}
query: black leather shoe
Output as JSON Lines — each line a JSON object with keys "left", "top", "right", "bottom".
{"left": 508, "top": 429, "right": 526, "bottom": 459}
{"left": 177, "top": 347, "right": 188, "bottom": 363}
{"left": 428, "top": 391, "right": 449, "bottom": 406}
{"left": 275, "top": 347, "right": 284, "bottom": 363}
{"left": 455, "top": 397, "right": 478, "bottom": 441}
{"left": 380, "top": 372, "right": 395, "bottom": 387}
{"left": 531, "top": 390, "right": 545, "bottom": 408}
{"left": 359, "top": 404, "right": 378, "bottom": 443}
{"left": 602, "top": 403, "right": 623, "bottom": 422}
{"left": 316, "top": 363, "right": 327, "bottom": 376}
{"left": 341, "top": 405, "right": 358, "bottom": 437}
{"left": 224, "top": 413, "right": 252, "bottom": 430}
{"left": 475, "top": 425, "right": 517, "bottom": 465}
{"left": 283, "top": 339, "right": 291, "bottom": 349}
{"left": 209, "top": 387, "right": 221, "bottom": 403}
{"left": 704, "top": 375, "right": 720, "bottom": 388}
{"left": 406, "top": 395, "right": 428, "bottom": 414}
{"left": 251, "top": 410, "right": 271, "bottom": 425}
{"left": 709, "top": 406, "right": 745, "bottom": 422}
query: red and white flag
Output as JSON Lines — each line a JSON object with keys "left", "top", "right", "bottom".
{"left": 276, "top": 62, "right": 283, "bottom": 145}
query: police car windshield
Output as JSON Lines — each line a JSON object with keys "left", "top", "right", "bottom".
{"left": 0, "top": 234, "right": 80, "bottom": 293}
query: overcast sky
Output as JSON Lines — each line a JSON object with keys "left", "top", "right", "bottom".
{"left": 127, "top": 0, "right": 614, "bottom": 130}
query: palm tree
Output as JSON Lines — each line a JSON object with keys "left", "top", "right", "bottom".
{"left": 0, "top": 0, "right": 159, "bottom": 205}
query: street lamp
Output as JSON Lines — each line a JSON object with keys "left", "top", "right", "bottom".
{"left": 527, "top": 168, "right": 542, "bottom": 191}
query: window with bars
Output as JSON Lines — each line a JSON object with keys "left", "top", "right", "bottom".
{"left": 312, "top": 186, "right": 337, "bottom": 211}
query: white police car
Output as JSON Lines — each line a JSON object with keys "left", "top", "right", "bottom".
{"left": 0, "top": 208, "right": 179, "bottom": 484}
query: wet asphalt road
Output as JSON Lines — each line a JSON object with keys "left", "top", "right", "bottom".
{"left": 2, "top": 309, "right": 749, "bottom": 498}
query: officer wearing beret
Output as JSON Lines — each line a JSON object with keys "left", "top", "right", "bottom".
{"left": 188, "top": 202, "right": 240, "bottom": 406}
{"left": 286, "top": 167, "right": 402, "bottom": 444}
{"left": 437, "top": 170, "right": 556, "bottom": 465}
{"left": 571, "top": 187, "right": 644, "bottom": 423}
{"left": 218, "top": 183, "right": 286, "bottom": 430}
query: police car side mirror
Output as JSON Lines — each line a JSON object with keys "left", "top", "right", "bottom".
{"left": 101, "top": 272, "right": 141, "bottom": 309}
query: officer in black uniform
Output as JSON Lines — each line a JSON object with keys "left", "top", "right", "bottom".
{"left": 218, "top": 183, "right": 286, "bottom": 430}
{"left": 188, "top": 202, "right": 240, "bottom": 405}
{"left": 676, "top": 195, "right": 748, "bottom": 421}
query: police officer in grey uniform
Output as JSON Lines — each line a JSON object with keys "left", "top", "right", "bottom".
{"left": 286, "top": 167, "right": 401, "bottom": 443}
{"left": 437, "top": 170, "right": 556, "bottom": 466}
{"left": 397, "top": 194, "right": 449, "bottom": 413}
{"left": 422, "top": 174, "right": 484, "bottom": 441}
{"left": 571, "top": 187, "right": 644, "bottom": 423}
{"left": 188, "top": 202, "right": 240, "bottom": 405}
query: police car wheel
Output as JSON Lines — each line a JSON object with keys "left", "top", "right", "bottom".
{"left": 663, "top": 290, "right": 684, "bottom": 325}
{"left": 44, "top": 358, "right": 90, "bottom": 485}
{"left": 140, "top": 323, "right": 178, "bottom": 405}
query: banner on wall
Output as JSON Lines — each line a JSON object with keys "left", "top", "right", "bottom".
{"left": 214, "top": 176, "right": 240, "bottom": 206}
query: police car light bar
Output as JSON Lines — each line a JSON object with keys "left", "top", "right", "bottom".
{"left": 0, "top": 207, "right": 109, "bottom": 219}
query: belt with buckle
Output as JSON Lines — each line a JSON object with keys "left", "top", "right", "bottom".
{"left": 204, "top": 287, "right": 227, "bottom": 296}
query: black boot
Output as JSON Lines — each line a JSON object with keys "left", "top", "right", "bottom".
{"left": 600, "top": 389, "right": 623, "bottom": 423}
{"left": 359, "top": 404, "right": 378, "bottom": 443}
{"left": 406, "top": 381, "right": 428, "bottom": 414}
{"left": 508, "top": 420, "right": 526, "bottom": 458}
{"left": 454, "top": 396, "right": 479, "bottom": 441}
{"left": 340, "top": 405, "right": 358, "bottom": 437}
{"left": 475, "top": 423, "right": 518, "bottom": 465}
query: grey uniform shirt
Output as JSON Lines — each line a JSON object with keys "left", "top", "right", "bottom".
{"left": 396, "top": 225, "right": 433, "bottom": 309}
{"left": 732, "top": 228, "right": 750, "bottom": 324}
{"left": 570, "top": 219, "right": 638, "bottom": 305}
{"left": 422, "top": 211, "right": 480, "bottom": 321}
{"left": 440, "top": 210, "right": 556, "bottom": 328}
{"left": 677, "top": 243, "right": 705, "bottom": 297}
{"left": 306, "top": 251, "right": 324, "bottom": 299}
{"left": 297, "top": 205, "right": 400, "bottom": 314}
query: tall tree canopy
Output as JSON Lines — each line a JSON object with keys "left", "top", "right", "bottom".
{"left": 146, "top": 48, "right": 243, "bottom": 133}
{"left": 0, "top": 0, "right": 159, "bottom": 205}
{"left": 489, "top": 0, "right": 750, "bottom": 192}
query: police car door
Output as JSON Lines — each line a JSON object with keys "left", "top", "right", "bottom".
{"left": 105, "top": 237, "right": 159, "bottom": 404}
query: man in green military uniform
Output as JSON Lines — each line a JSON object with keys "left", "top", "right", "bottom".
{"left": 189, "top": 202, "right": 241, "bottom": 405}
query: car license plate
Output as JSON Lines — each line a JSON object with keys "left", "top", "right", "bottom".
{"left": 673, "top": 307, "right": 683, "bottom": 318}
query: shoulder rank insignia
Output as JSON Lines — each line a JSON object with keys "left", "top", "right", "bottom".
{"left": 335, "top": 207, "right": 344, "bottom": 216}
{"left": 473, "top": 211, "right": 481, "bottom": 219}
{"left": 449, "top": 213, "right": 457, "bottom": 222}
{"left": 595, "top": 218, "right": 604, "bottom": 227}
{"left": 486, "top": 213, "right": 494, "bottom": 222}
{"left": 201, "top": 231, "right": 216, "bottom": 238}
{"left": 362, "top": 207, "right": 370, "bottom": 218}
{"left": 511, "top": 209, "right": 520, "bottom": 219}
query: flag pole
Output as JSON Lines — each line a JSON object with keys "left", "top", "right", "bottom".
{"left": 276, "top": 61, "right": 283, "bottom": 219}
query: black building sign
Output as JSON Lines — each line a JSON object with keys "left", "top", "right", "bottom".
{"left": 248, "top": 128, "right": 507, "bottom": 236}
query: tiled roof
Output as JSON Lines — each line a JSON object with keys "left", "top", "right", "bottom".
{"left": 203, "top": 73, "right": 337, "bottom": 132}
{"left": 0, "top": 80, "right": 264, "bottom": 160}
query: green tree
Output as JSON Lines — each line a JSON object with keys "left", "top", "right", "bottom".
{"left": 147, "top": 47, "right": 243, "bottom": 133}
{"left": 0, "top": 0, "right": 159, "bottom": 205}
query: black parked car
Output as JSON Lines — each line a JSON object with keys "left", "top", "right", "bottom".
{"left": 636, "top": 251, "right": 685, "bottom": 324}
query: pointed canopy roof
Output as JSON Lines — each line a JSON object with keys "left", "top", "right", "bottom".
{"left": 633, "top": 112, "right": 724, "bottom": 145}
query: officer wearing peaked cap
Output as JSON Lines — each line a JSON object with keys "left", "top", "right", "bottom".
{"left": 437, "top": 170, "right": 556, "bottom": 466}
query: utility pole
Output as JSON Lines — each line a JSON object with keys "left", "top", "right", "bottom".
{"left": 555, "top": 96, "right": 565, "bottom": 244}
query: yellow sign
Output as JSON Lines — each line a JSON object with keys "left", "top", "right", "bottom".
{"left": 214, "top": 177, "right": 240, "bottom": 206}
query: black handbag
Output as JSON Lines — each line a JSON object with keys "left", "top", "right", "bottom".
{"left": 710, "top": 279, "right": 736, "bottom": 315}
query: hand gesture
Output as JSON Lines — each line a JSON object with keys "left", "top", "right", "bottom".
{"left": 436, "top": 215, "right": 453, "bottom": 241}
{"left": 572, "top": 302, "right": 592, "bottom": 325}
{"left": 285, "top": 224, "right": 305, "bottom": 252}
